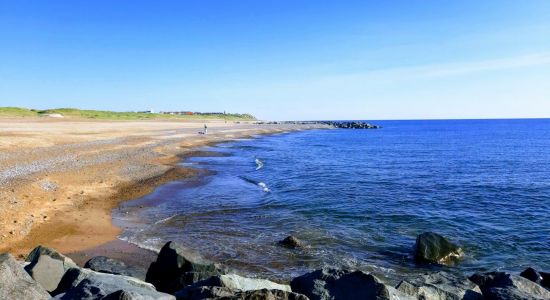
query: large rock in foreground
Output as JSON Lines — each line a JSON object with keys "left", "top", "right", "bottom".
{"left": 0, "top": 253, "right": 50, "bottom": 300}
{"left": 469, "top": 271, "right": 550, "bottom": 299}
{"left": 184, "top": 273, "right": 291, "bottom": 292}
{"left": 24, "top": 245, "right": 78, "bottom": 292}
{"left": 414, "top": 232, "right": 463, "bottom": 265}
{"left": 176, "top": 286, "right": 308, "bottom": 300}
{"left": 146, "top": 241, "right": 225, "bottom": 293}
{"left": 290, "top": 268, "right": 411, "bottom": 300}
{"left": 396, "top": 271, "right": 483, "bottom": 300}
{"left": 84, "top": 256, "right": 145, "bottom": 280}
{"left": 175, "top": 274, "right": 298, "bottom": 299}
{"left": 53, "top": 267, "right": 174, "bottom": 299}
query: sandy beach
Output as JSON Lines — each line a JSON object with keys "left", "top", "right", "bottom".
{"left": 0, "top": 117, "right": 326, "bottom": 258}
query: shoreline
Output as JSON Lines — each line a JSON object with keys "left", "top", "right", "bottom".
{"left": 0, "top": 118, "right": 329, "bottom": 257}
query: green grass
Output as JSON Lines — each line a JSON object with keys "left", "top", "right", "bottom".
{"left": 0, "top": 107, "right": 38, "bottom": 117}
{"left": 0, "top": 107, "right": 256, "bottom": 121}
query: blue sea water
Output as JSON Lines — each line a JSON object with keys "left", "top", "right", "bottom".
{"left": 115, "top": 119, "right": 550, "bottom": 282}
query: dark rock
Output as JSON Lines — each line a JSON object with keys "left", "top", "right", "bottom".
{"left": 232, "top": 289, "right": 310, "bottom": 300}
{"left": 469, "top": 271, "right": 550, "bottom": 299}
{"left": 52, "top": 267, "right": 174, "bottom": 299}
{"left": 541, "top": 271, "right": 550, "bottom": 289}
{"left": 176, "top": 286, "right": 308, "bottom": 300}
{"left": 396, "top": 271, "right": 483, "bottom": 300}
{"left": 24, "top": 245, "right": 77, "bottom": 292}
{"left": 84, "top": 256, "right": 145, "bottom": 280}
{"left": 145, "top": 241, "right": 225, "bottom": 293}
{"left": 176, "top": 286, "right": 235, "bottom": 300}
{"left": 175, "top": 273, "right": 291, "bottom": 297}
{"left": 278, "top": 236, "right": 304, "bottom": 249}
{"left": 0, "top": 253, "right": 50, "bottom": 300}
{"left": 164, "top": 271, "right": 223, "bottom": 292}
{"left": 290, "top": 268, "right": 410, "bottom": 300}
{"left": 520, "top": 267, "right": 546, "bottom": 287}
{"left": 414, "top": 232, "right": 463, "bottom": 265}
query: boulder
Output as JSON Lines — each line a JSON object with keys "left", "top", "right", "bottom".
{"left": 278, "top": 236, "right": 304, "bottom": 249}
{"left": 176, "top": 286, "right": 235, "bottom": 300}
{"left": 52, "top": 267, "right": 174, "bottom": 299}
{"left": 0, "top": 253, "right": 50, "bottom": 300}
{"left": 26, "top": 245, "right": 77, "bottom": 268}
{"left": 146, "top": 241, "right": 224, "bottom": 293}
{"left": 24, "top": 245, "right": 77, "bottom": 292}
{"left": 53, "top": 277, "right": 174, "bottom": 300}
{"left": 175, "top": 273, "right": 291, "bottom": 296}
{"left": 542, "top": 271, "right": 550, "bottom": 289}
{"left": 520, "top": 267, "right": 543, "bottom": 284}
{"left": 520, "top": 267, "right": 550, "bottom": 289}
{"left": 102, "top": 289, "right": 176, "bottom": 300}
{"left": 176, "top": 286, "right": 308, "bottom": 300}
{"left": 469, "top": 271, "right": 550, "bottom": 300}
{"left": 414, "top": 232, "right": 463, "bottom": 265}
{"left": 84, "top": 256, "right": 145, "bottom": 280}
{"left": 396, "top": 271, "right": 483, "bottom": 300}
{"left": 290, "top": 268, "right": 411, "bottom": 300}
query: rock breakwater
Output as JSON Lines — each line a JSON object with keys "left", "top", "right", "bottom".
{"left": 256, "top": 120, "right": 382, "bottom": 129}
{"left": 1, "top": 237, "right": 549, "bottom": 299}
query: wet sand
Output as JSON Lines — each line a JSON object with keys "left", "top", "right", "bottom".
{"left": 0, "top": 117, "right": 327, "bottom": 258}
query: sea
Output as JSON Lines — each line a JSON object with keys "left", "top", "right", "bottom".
{"left": 114, "top": 119, "right": 550, "bottom": 283}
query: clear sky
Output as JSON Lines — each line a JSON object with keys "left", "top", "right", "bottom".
{"left": 1, "top": 1, "right": 549, "bottom": 120}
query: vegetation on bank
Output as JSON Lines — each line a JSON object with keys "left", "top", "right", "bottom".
{"left": 0, "top": 107, "right": 256, "bottom": 121}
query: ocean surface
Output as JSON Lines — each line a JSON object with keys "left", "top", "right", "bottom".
{"left": 115, "top": 119, "right": 550, "bottom": 283}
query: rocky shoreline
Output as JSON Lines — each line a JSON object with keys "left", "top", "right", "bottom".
{"left": 2, "top": 232, "right": 548, "bottom": 299}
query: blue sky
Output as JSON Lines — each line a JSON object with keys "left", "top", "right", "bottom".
{"left": 1, "top": 1, "right": 549, "bottom": 120}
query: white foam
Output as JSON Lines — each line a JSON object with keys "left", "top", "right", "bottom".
{"left": 258, "top": 182, "right": 270, "bottom": 192}
{"left": 154, "top": 214, "right": 179, "bottom": 224}
{"left": 118, "top": 235, "right": 163, "bottom": 253}
{"left": 255, "top": 158, "right": 264, "bottom": 170}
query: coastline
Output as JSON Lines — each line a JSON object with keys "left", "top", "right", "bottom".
{"left": 0, "top": 118, "right": 328, "bottom": 258}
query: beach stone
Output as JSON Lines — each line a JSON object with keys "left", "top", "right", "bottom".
{"left": 84, "top": 256, "right": 145, "bottom": 280}
{"left": 176, "top": 286, "right": 235, "bottom": 300}
{"left": 396, "top": 271, "right": 483, "bottom": 300}
{"left": 26, "top": 245, "right": 77, "bottom": 267}
{"left": 541, "top": 271, "right": 550, "bottom": 289}
{"left": 520, "top": 267, "right": 542, "bottom": 284}
{"left": 290, "top": 268, "right": 411, "bottom": 300}
{"left": 0, "top": 253, "right": 50, "bottom": 300}
{"left": 24, "top": 245, "right": 77, "bottom": 292}
{"left": 519, "top": 267, "right": 550, "bottom": 289}
{"left": 53, "top": 277, "right": 174, "bottom": 300}
{"left": 176, "top": 286, "right": 308, "bottom": 300}
{"left": 414, "top": 232, "right": 463, "bottom": 265}
{"left": 278, "top": 235, "right": 304, "bottom": 249}
{"left": 26, "top": 254, "right": 66, "bottom": 292}
{"left": 146, "top": 241, "right": 225, "bottom": 293}
{"left": 469, "top": 271, "right": 550, "bottom": 299}
{"left": 53, "top": 267, "right": 173, "bottom": 299}
{"left": 176, "top": 273, "right": 291, "bottom": 293}
{"left": 102, "top": 289, "right": 175, "bottom": 300}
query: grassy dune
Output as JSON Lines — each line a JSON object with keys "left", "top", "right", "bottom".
{"left": 0, "top": 107, "right": 256, "bottom": 121}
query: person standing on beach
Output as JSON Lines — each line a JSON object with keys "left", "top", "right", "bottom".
{"left": 204, "top": 124, "right": 208, "bottom": 134}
